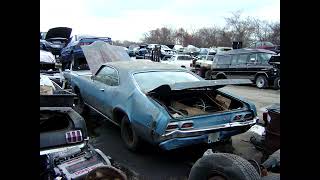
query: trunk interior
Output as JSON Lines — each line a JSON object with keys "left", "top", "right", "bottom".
{"left": 150, "top": 90, "right": 244, "bottom": 119}
{"left": 40, "top": 110, "right": 71, "bottom": 133}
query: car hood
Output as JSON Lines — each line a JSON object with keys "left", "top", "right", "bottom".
{"left": 148, "top": 79, "right": 252, "bottom": 94}
{"left": 45, "top": 27, "right": 72, "bottom": 40}
{"left": 81, "top": 41, "right": 132, "bottom": 75}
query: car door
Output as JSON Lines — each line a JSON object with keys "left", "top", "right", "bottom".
{"left": 87, "top": 65, "right": 120, "bottom": 118}
{"left": 246, "top": 53, "right": 259, "bottom": 80}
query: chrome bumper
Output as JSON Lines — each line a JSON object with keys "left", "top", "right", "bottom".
{"left": 159, "top": 117, "right": 258, "bottom": 141}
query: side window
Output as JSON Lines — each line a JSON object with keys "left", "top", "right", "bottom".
{"left": 257, "top": 53, "right": 272, "bottom": 65}
{"left": 95, "top": 66, "right": 119, "bottom": 86}
{"left": 238, "top": 54, "right": 248, "bottom": 64}
{"left": 217, "top": 55, "right": 231, "bottom": 65}
{"left": 248, "top": 54, "right": 257, "bottom": 64}
{"left": 231, "top": 55, "right": 238, "bottom": 65}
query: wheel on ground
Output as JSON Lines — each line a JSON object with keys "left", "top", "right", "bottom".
{"left": 273, "top": 77, "right": 280, "bottom": 90}
{"left": 188, "top": 153, "right": 261, "bottom": 180}
{"left": 121, "top": 116, "right": 140, "bottom": 151}
{"left": 255, "top": 75, "right": 268, "bottom": 89}
{"left": 261, "top": 174, "right": 280, "bottom": 180}
{"left": 73, "top": 91, "right": 89, "bottom": 115}
{"left": 205, "top": 70, "right": 212, "bottom": 80}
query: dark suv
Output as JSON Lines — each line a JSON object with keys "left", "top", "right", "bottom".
{"left": 207, "top": 48, "right": 279, "bottom": 89}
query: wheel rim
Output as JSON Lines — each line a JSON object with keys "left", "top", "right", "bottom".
{"left": 123, "top": 122, "right": 134, "bottom": 145}
{"left": 208, "top": 175, "right": 227, "bottom": 180}
{"left": 256, "top": 77, "right": 265, "bottom": 88}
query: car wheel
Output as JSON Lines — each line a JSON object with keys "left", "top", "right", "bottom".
{"left": 73, "top": 91, "right": 89, "bottom": 115}
{"left": 205, "top": 70, "right": 212, "bottom": 80}
{"left": 121, "top": 116, "right": 140, "bottom": 151}
{"left": 188, "top": 153, "right": 261, "bottom": 180}
{"left": 261, "top": 174, "right": 280, "bottom": 180}
{"left": 273, "top": 77, "right": 280, "bottom": 90}
{"left": 255, "top": 75, "right": 268, "bottom": 89}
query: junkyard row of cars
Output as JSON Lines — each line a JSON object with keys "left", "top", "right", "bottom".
{"left": 40, "top": 27, "right": 280, "bottom": 180}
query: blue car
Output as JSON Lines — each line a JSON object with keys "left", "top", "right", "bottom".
{"left": 60, "top": 35, "right": 112, "bottom": 69}
{"left": 64, "top": 42, "right": 258, "bottom": 151}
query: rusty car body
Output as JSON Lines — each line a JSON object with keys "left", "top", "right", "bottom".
{"left": 64, "top": 41, "right": 258, "bottom": 151}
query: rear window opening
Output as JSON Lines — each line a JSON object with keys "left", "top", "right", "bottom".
{"left": 40, "top": 111, "right": 71, "bottom": 133}
{"left": 150, "top": 90, "right": 244, "bottom": 119}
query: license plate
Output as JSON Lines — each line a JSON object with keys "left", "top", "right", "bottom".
{"left": 208, "top": 132, "right": 220, "bottom": 143}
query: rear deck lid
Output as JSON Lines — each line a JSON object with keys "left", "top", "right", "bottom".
{"left": 148, "top": 79, "right": 252, "bottom": 94}
{"left": 81, "top": 41, "right": 132, "bottom": 75}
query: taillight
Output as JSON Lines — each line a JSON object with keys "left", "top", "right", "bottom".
{"left": 79, "top": 42, "right": 91, "bottom": 46}
{"left": 243, "top": 113, "right": 253, "bottom": 120}
{"left": 66, "top": 130, "right": 83, "bottom": 144}
{"left": 233, "top": 115, "right": 243, "bottom": 121}
{"left": 181, "top": 122, "right": 194, "bottom": 129}
{"left": 166, "top": 122, "right": 179, "bottom": 131}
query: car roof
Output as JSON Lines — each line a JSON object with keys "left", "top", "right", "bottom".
{"left": 217, "top": 48, "right": 276, "bottom": 55}
{"left": 103, "top": 61, "right": 187, "bottom": 73}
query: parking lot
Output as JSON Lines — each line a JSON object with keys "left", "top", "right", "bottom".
{"left": 84, "top": 85, "right": 280, "bottom": 179}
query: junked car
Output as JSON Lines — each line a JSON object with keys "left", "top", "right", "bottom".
{"left": 42, "top": 27, "right": 72, "bottom": 56}
{"left": 161, "top": 54, "right": 194, "bottom": 70}
{"left": 60, "top": 35, "right": 112, "bottom": 70}
{"left": 65, "top": 41, "right": 258, "bottom": 152}
{"left": 40, "top": 76, "right": 125, "bottom": 180}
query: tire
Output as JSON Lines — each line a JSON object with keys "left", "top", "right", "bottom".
{"left": 205, "top": 70, "right": 212, "bottom": 80}
{"left": 255, "top": 75, "right": 268, "bottom": 89}
{"left": 73, "top": 90, "right": 89, "bottom": 115}
{"left": 121, "top": 116, "right": 140, "bottom": 151}
{"left": 261, "top": 174, "right": 280, "bottom": 180}
{"left": 216, "top": 74, "right": 227, "bottom": 80}
{"left": 188, "top": 153, "right": 261, "bottom": 180}
{"left": 273, "top": 77, "right": 280, "bottom": 90}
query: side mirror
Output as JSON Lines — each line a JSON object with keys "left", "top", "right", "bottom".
{"left": 91, "top": 75, "right": 95, "bottom": 80}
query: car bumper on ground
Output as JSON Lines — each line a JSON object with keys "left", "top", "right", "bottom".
{"left": 158, "top": 117, "right": 258, "bottom": 150}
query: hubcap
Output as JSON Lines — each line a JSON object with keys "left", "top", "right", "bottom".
{"left": 257, "top": 77, "right": 264, "bottom": 87}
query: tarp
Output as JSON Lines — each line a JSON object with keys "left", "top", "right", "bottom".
{"left": 40, "top": 50, "right": 55, "bottom": 64}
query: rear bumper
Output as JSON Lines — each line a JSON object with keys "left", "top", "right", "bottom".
{"left": 158, "top": 117, "right": 258, "bottom": 150}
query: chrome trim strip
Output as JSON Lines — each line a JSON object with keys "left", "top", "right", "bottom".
{"left": 161, "top": 117, "right": 258, "bottom": 137}
{"left": 94, "top": 149, "right": 112, "bottom": 166}
{"left": 40, "top": 143, "right": 85, "bottom": 155}
{"left": 84, "top": 103, "right": 120, "bottom": 127}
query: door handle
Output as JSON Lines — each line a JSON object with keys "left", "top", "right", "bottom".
{"left": 100, "top": 89, "right": 104, "bottom": 92}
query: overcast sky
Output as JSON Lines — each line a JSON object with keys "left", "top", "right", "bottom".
{"left": 40, "top": 0, "right": 280, "bottom": 42}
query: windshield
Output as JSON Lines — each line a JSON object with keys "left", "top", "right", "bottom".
{"left": 134, "top": 71, "right": 200, "bottom": 92}
{"left": 177, "top": 56, "right": 193, "bottom": 60}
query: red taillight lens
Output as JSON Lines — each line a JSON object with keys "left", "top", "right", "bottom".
{"left": 233, "top": 115, "right": 243, "bottom": 121}
{"left": 243, "top": 113, "right": 253, "bottom": 120}
{"left": 79, "top": 42, "right": 91, "bottom": 46}
{"left": 181, "top": 122, "right": 194, "bottom": 129}
{"left": 66, "top": 130, "right": 83, "bottom": 144}
{"left": 166, "top": 123, "right": 179, "bottom": 131}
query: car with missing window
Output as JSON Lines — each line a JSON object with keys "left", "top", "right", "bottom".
{"left": 65, "top": 41, "right": 258, "bottom": 152}
{"left": 206, "top": 49, "right": 279, "bottom": 89}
